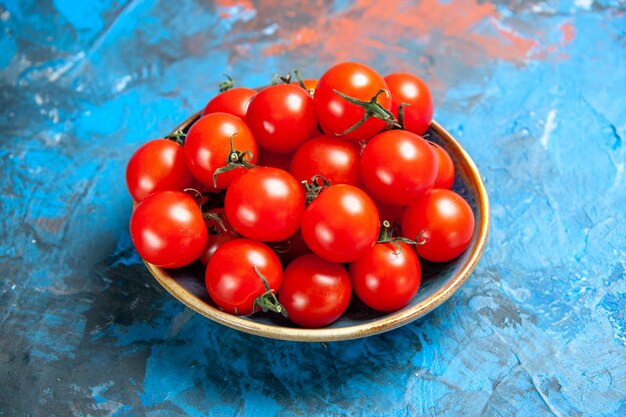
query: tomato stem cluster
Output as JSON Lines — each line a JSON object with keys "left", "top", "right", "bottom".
{"left": 377, "top": 220, "right": 419, "bottom": 255}
{"left": 252, "top": 266, "right": 288, "bottom": 318}
{"left": 302, "top": 175, "right": 331, "bottom": 205}
{"left": 166, "top": 130, "right": 187, "bottom": 146}
{"left": 332, "top": 89, "right": 401, "bottom": 135}
{"left": 219, "top": 75, "right": 235, "bottom": 93}
{"left": 212, "top": 133, "right": 257, "bottom": 187}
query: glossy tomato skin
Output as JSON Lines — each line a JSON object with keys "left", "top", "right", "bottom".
{"left": 126, "top": 139, "right": 193, "bottom": 202}
{"left": 184, "top": 112, "right": 257, "bottom": 189}
{"left": 206, "top": 239, "right": 283, "bottom": 315}
{"left": 430, "top": 142, "right": 455, "bottom": 189}
{"left": 246, "top": 84, "right": 318, "bottom": 153}
{"left": 350, "top": 242, "right": 421, "bottom": 312}
{"left": 130, "top": 191, "right": 208, "bottom": 268}
{"left": 384, "top": 73, "right": 433, "bottom": 136}
{"left": 401, "top": 189, "right": 475, "bottom": 262}
{"left": 201, "top": 87, "right": 257, "bottom": 121}
{"left": 315, "top": 62, "right": 391, "bottom": 141}
{"left": 360, "top": 129, "right": 437, "bottom": 206}
{"left": 301, "top": 184, "right": 380, "bottom": 263}
{"left": 278, "top": 254, "right": 352, "bottom": 328}
{"left": 224, "top": 167, "right": 305, "bottom": 242}
{"left": 198, "top": 208, "right": 239, "bottom": 266}
{"left": 289, "top": 135, "right": 362, "bottom": 187}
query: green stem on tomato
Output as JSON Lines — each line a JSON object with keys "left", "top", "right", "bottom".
{"left": 212, "top": 133, "right": 257, "bottom": 188}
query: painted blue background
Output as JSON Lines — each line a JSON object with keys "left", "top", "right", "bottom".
{"left": 1, "top": 0, "right": 625, "bottom": 415}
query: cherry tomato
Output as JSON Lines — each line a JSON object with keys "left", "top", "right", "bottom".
{"left": 430, "top": 141, "right": 455, "bottom": 189}
{"left": 130, "top": 191, "right": 208, "bottom": 268}
{"left": 384, "top": 72, "right": 433, "bottom": 136}
{"left": 224, "top": 167, "right": 305, "bottom": 242}
{"left": 315, "top": 62, "right": 391, "bottom": 141}
{"left": 198, "top": 208, "right": 239, "bottom": 266}
{"left": 360, "top": 129, "right": 437, "bottom": 206}
{"left": 206, "top": 239, "right": 283, "bottom": 316}
{"left": 301, "top": 184, "right": 380, "bottom": 263}
{"left": 246, "top": 84, "right": 318, "bottom": 153}
{"left": 278, "top": 254, "right": 352, "bottom": 328}
{"left": 350, "top": 242, "right": 421, "bottom": 312}
{"left": 257, "top": 149, "right": 293, "bottom": 171}
{"left": 126, "top": 139, "right": 193, "bottom": 202}
{"left": 401, "top": 189, "right": 475, "bottom": 262}
{"left": 289, "top": 135, "right": 362, "bottom": 187}
{"left": 201, "top": 87, "right": 257, "bottom": 121}
{"left": 184, "top": 112, "right": 257, "bottom": 189}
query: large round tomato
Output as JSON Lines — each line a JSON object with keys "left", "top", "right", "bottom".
{"left": 246, "top": 84, "right": 318, "bottom": 153}
{"left": 130, "top": 191, "right": 208, "bottom": 268}
{"left": 289, "top": 135, "right": 362, "bottom": 187}
{"left": 401, "top": 189, "right": 475, "bottom": 262}
{"left": 384, "top": 72, "right": 433, "bottom": 136}
{"left": 126, "top": 139, "right": 193, "bottom": 202}
{"left": 224, "top": 167, "right": 305, "bottom": 242}
{"left": 301, "top": 184, "right": 380, "bottom": 263}
{"left": 314, "top": 62, "right": 391, "bottom": 141}
{"left": 360, "top": 129, "right": 437, "bottom": 206}
{"left": 350, "top": 242, "right": 421, "bottom": 312}
{"left": 201, "top": 87, "right": 257, "bottom": 121}
{"left": 184, "top": 112, "right": 257, "bottom": 189}
{"left": 198, "top": 208, "right": 239, "bottom": 266}
{"left": 206, "top": 239, "right": 283, "bottom": 316}
{"left": 278, "top": 254, "right": 352, "bottom": 328}
{"left": 430, "top": 141, "right": 455, "bottom": 189}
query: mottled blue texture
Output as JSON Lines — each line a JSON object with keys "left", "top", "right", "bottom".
{"left": 1, "top": 0, "right": 625, "bottom": 416}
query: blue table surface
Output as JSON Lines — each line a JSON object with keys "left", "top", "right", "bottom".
{"left": 1, "top": 0, "right": 625, "bottom": 416}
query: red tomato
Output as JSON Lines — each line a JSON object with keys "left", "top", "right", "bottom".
{"left": 224, "top": 167, "right": 305, "bottom": 242}
{"left": 289, "top": 135, "right": 362, "bottom": 187}
{"left": 206, "top": 239, "right": 283, "bottom": 316}
{"left": 430, "top": 141, "right": 455, "bottom": 189}
{"left": 315, "top": 62, "right": 391, "bottom": 141}
{"left": 257, "top": 149, "right": 293, "bottom": 171}
{"left": 184, "top": 112, "right": 257, "bottom": 189}
{"left": 401, "top": 189, "right": 475, "bottom": 262}
{"left": 350, "top": 242, "right": 421, "bottom": 312}
{"left": 126, "top": 139, "right": 193, "bottom": 202}
{"left": 360, "top": 129, "right": 437, "bottom": 206}
{"left": 246, "top": 84, "right": 318, "bottom": 153}
{"left": 130, "top": 191, "right": 208, "bottom": 268}
{"left": 198, "top": 208, "right": 239, "bottom": 266}
{"left": 301, "top": 184, "right": 380, "bottom": 263}
{"left": 278, "top": 254, "right": 352, "bottom": 328}
{"left": 384, "top": 73, "right": 433, "bottom": 136}
{"left": 201, "top": 87, "right": 257, "bottom": 121}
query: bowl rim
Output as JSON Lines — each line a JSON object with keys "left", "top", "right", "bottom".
{"left": 144, "top": 113, "right": 490, "bottom": 342}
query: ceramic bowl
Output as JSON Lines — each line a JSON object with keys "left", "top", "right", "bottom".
{"left": 142, "top": 112, "right": 490, "bottom": 342}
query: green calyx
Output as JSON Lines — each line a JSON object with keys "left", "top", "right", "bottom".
{"left": 251, "top": 266, "right": 288, "bottom": 318}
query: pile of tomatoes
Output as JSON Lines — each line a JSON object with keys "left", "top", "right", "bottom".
{"left": 127, "top": 62, "right": 475, "bottom": 328}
